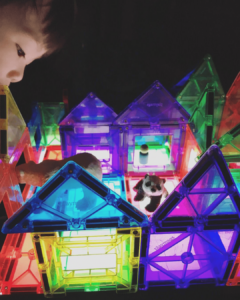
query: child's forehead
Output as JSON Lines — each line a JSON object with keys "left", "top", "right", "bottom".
{"left": 3, "top": 1, "right": 49, "bottom": 40}
{"left": 0, "top": 2, "right": 49, "bottom": 60}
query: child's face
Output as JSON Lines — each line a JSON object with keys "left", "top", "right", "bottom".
{"left": 0, "top": 3, "right": 49, "bottom": 86}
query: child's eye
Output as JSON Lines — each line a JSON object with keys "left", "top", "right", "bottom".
{"left": 16, "top": 44, "right": 25, "bottom": 58}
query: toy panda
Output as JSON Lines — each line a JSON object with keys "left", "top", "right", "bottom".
{"left": 133, "top": 174, "right": 168, "bottom": 212}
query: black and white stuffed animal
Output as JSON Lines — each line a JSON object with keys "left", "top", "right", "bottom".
{"left": 133, "top": 174, "right": 168, "bottom": 212}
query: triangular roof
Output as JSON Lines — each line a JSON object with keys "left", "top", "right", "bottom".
{"left": 217, "top": 72, "right": 240, "bottom": 139}
{"left": 59, "top": 92, "right": 117, "bottom": 126}
{"left": 0, "top": 86, "right": 26, "bottom": 160}
{"left": 2, "top": 161, "right": 148, "bottom": 234}
{"left": 171, "top": 54, "right": 225, "bottom": 117}
{"left": 114, "top": 80, "right": 190, "bottom": 125}
{"left": 151, "top": 144, "right": 240, "bottom": 230}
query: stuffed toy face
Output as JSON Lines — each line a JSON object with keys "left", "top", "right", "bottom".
{"left": 142, "top": 174, "right": 166, "bottom": 197}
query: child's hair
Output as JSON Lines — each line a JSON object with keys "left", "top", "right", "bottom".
{"left": 0, "top": 0, "right": 78, "bottom": 57}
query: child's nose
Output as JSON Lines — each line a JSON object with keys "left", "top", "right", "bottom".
{"left": 6, "top": 68, "right": 24, "bottom": 83}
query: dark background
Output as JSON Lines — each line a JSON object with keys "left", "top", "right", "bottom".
{"left": 2, "top": 285, "right": 240, "bottom": 300}
{"left": 9, "top": 0, "right": 240, "bottom": 123}
{"left": 4, "top": 1, "right": 240, "bottom": 298}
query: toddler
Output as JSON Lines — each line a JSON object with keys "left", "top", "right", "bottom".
{"left": 0, "top": 0, "right": 103, "bottom": 184}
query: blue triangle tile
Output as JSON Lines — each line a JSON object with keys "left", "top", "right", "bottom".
{"left": 151, "top": 144, "right": 240, "bottom": 230}
{"left": 59, "top": 92, "right": 117, "bottom": 126}
{"left": 114, "top": 80, "right": 190, "bottom": 125}
{"left": 2, "top": 161, "right": 148, "bottom": 234}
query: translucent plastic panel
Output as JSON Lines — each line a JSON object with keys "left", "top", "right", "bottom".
{"left": 179, "top": 124, "right": 201, "bottom": 179}
{"left": 133, "top": 135, "right": 171, "bottom": 169}
{"left": 227, "top": 246, "right": 240, "bottom": 286}
{"left": 125, "top": 176, "right": 179, "bottom": 217}
{"left": 87, "top": 204, "right": 123, "bottom": 220}
{"left": 146, "top": 265, "right": 174, "bottom": 281}
{"left": 28, "top": 102, "right": 65, "bottom": 149}
{"left": 209, "top": 196, "right": 237, "bottom": 215}
{"left": 168, "top": 197, "right": 197, "bottom": 217}
{"left": 0, "top": 233, "right": 42, "bottom": 294}
{"left": 44, "top": 146, "right": 62, "bottom": 161}
{"left": 148, "top": 233, "right": 183, "bottom": 256}
{"left": 40, "top": 126, "right": 61, "bottom": 146}
{"left": 188, "top": 149, "right": 199, "bottom": 170}
{"left": 173, "top": 54, "right": 225, "bottom": 118}
{"left": 2, "top": 161, "right": 148, "bottom": 233}
{"left": 218, "top": 73, "right": 240, "bottom": 139}
{"left": 0, "top": 86, "right": 26, "bottom": 159}
{"left": 38, "top": 102, "right": 65, "bottom": 126}
{"left": 125, "top": 126, "right": 185, "bottom": 176}
{"left": 146, "top": 229, "right": 238, "bottom": 288}
{"left": 44, "top": 177, "right": 105, "bottom": 218}
{"left": 189, "top": 193, "right": 222, "bottom": 215}
{"left": 0, "top": 129, "right": 36, "bottom": 217}
{"left": 221, "top": 136, "right": 240, "bottom": 157}
{"left": 31, "top": 146, "right": 46, "bottom": 163}
{"left": 60, "top": 129, "right": 120, "bottom": 175}
{"left": 217, "top": 231, "right": 235, "bottom": 252}
{"left": 152, "top": 145, "right": 240, "bottom": 226}
{"left": 60, "top": 92, "right": 117, "bottom": 126}
{"left": 230, "top": 169, "right": 240, "bottom": 193}
{"left": 102, "top": 175, "right": 126, "bottom": 200}
{"left": 192, "top": 165, "right": 225, "bottom": 189}
{"left": 0, "top": 176, "right": 24, "bottom": 219}
{"left": 216, "top": 123, "right": 240, "bottom": 158}
{"left": 31, "top": 228, "right": 141, "bottom": 296}
{"left": 114, "top": 80, "right": 189, "bottom": 125}
{"left": 189, "top": 91, "right": 210, "bottom": 152}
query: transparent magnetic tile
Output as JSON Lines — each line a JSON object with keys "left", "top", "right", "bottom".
{"left": 168, "top": 197, "right": 197, "bottom": 217}
{"left": 126, "top": 176, "right": 179, "bottom": 217}
{"left": 145, "top": 229, "right": 238, "bottom": 287}
{"left": 152, "top": 144, "right": 240, "bottom": 226}
{"left": 191, "top": 165, "right": 225, "bottom": 190}
{"left": 217, "top": 72, "right": 240, "bottom": 139}
{"left": 173, "top": 55, "right": 225, "bottom": 117}
{"left": 59, "top": 92, "right": 117, "bottom": 126}
{"left": 114, "top": 80, "right": 189, "bottom": 125}
{"left": 0, "top": 232, "right": 42, "bottom": 294}
{"left": 2, "top": 162, "right": 148, "bottom": 233}
{"left": 31, "top": 228, "right": 141, "bottom": 295}
{"left": 0, "top": 86, "right": 26, "bottom": 158}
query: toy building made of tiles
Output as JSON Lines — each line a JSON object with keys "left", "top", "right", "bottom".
{"left": 0, "top": 53, "right": 240, "bottom": 297}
